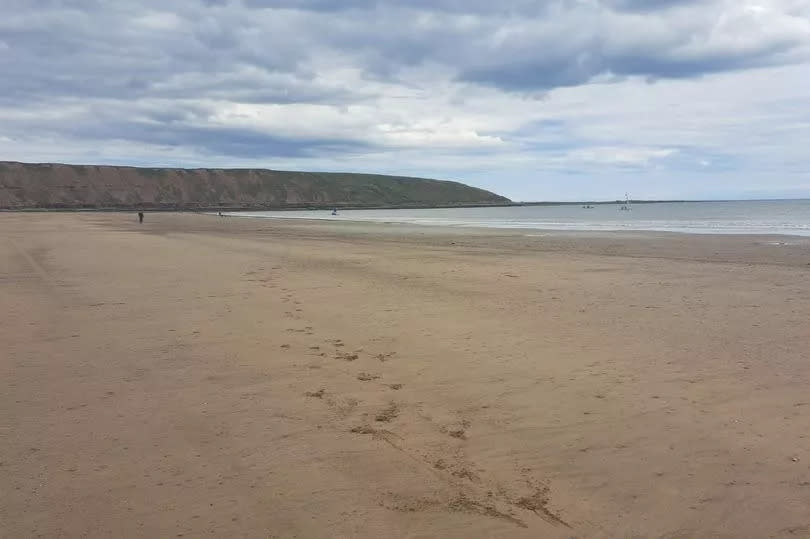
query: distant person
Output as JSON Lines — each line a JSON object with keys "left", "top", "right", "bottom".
{"left": 138, "top": 212, "right": 144, "bottom": 223}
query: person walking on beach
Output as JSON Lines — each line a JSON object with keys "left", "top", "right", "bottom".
{"left": 138, "top": 212, "right": 144, "bottom": 223}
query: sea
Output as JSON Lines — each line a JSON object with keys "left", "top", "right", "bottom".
{"left": 226, "top": 199, "right": 810, "bottom": 236}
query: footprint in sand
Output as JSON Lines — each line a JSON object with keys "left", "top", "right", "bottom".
{"left": 514, "top": 484, "right": 571, "bottom": 528}
{"left": 350, "top": 425, "right": 377, "bottom": 434}
{"left": 451, "top": 468, "right": 479, "bottom": 482}
{"left": 375, "top": 402, "right": 399, "bottom": 422}
{"left": 433, "top": 459, "right": 479, "bottom": 482}
{"left": 443, "top": 419, "right": 470, "bottom": 439}
{"left": 326, "top": 395, "right": 360, "bottom": 417}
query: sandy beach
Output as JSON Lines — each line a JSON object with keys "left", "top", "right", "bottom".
{"left": 3, "top": 212, "right": 810, "bottom": 538}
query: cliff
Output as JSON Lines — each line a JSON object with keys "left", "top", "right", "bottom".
{"left": 0, "top": 161, "right": 509, "bottom": 210}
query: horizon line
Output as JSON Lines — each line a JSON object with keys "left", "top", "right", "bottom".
{"left": 514, "top": 198, "right": 810, "bottom": 205}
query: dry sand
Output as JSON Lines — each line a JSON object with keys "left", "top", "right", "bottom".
{"left": 2, "top": 212, "right": 810, "bottom": 538}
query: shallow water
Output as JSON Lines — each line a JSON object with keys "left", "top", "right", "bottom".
{"left": 227, "top": 199, "right": 810, "bottom": 236}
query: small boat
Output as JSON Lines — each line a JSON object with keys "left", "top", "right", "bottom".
{"left": 619, "top": 193, "right": 631, "bottom": 211}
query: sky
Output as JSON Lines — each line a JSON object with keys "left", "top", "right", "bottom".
{"left": 1, "top": 0, "right": 809, "bottom": 201}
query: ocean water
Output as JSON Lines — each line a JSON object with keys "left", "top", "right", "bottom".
{"left": 226, "top": 200, "right": 810, "bottom": 236}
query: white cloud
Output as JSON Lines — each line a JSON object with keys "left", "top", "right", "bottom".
{"left": 133, "top": 11, "right": 185, "bottom": 30}
{"left": 564, "top": 147, "right": 678, "bottom": 166}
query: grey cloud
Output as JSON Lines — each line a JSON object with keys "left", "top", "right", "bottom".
{"left": 3, "top": 101, "right": 370, "bottom": 158}
{"left": 254, "top": 1, "right": 808, "bottom": 91}
{"left": 242, "top": 0, "right": 552, "bottom": 15}
{"left": 0, "top": 1, "right": 312, "bottom": 104}
{"left": 603, "top": 0, "right": 701, "bottom": 12}
{"left": 460, "top": 38, "right": 800, "bottom": 90}
{"left": 3, "top": 0, "right": 807, "bottom": 102}
{"left": 122, "top": 124, "right": 372, "bottom": 159}
{"left": 242, "top": 0, "right": 374, "bottom": 10}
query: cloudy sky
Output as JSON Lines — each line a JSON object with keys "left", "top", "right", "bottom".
{"left": 1, "top": 0, "right": 809, "bottom": 200}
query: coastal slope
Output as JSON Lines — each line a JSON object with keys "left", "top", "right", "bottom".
{"left": 0, "top": 161, "right": 509, "bottom": 210}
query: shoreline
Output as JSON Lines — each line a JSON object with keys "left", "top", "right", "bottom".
{"left": 6, "top": 199, "right": 810, "bottom": 238}
{"left": 216, "top": 210, "right": 810, "bottom": 240}
{"left": 4, "top": 198, "right": 808, "bottom": 213}
{"left": 207, "top": 213, "right": 810, "bottom": 268}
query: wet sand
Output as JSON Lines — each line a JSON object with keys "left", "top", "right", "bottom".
{"left": 2, "top": 212, "right": 810, "bottom": 538}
